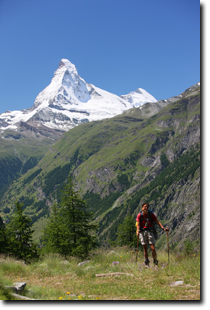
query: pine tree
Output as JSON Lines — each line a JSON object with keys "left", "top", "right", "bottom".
{"left": 116, "top": 213, "right": 137, "bottom": 248}
{"left": 6, "top": 201, "right": 39, "bottom": 263}
{"left": 42, "top": 176, "right": 98, "bottom": 258}
{"left": 41, "top": 203, "right": 69, "bottom": 256}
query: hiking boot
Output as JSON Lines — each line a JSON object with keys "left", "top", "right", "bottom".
{"left": 153, "top": 259, "right": 158, "bottom": 266}
{"left": 145, "top": 259, "right": 150, "bottom": 266}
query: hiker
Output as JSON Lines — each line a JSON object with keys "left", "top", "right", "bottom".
{"left": 136, "top": 202, "right": 169, "bottom": 266}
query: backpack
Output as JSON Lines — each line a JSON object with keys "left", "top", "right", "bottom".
{"left": 140, "top": 209, "right": 158, "bottom": 240}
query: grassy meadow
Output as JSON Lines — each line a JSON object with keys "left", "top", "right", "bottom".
{"left": 0, "top": 246, "right": 200, "bottom": 301}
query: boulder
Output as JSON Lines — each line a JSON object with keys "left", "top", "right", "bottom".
{"left": 5, "top": 282, "right": 26, "bottom": 294}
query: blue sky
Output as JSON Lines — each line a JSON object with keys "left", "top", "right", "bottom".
{"left": 0, "top": 0, "right": 201, "bottom": 114}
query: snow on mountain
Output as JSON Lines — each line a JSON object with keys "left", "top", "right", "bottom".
{"left": 0, "top": 59, "right": 157, "bottom": 133}
{"left": 120, "top": 88, "right": 157, "bottom": 107}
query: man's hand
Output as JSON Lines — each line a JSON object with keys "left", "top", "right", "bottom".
{"left": 164, "top": 227, "right": 169, "bottom": 231}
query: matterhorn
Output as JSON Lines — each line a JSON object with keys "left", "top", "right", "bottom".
{"left": 0, "top": 59, "right": 157, "bottom": 136}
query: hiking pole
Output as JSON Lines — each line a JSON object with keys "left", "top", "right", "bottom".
{"left": 167, "top": 230, "right": 169, "bottom": 266}
{"left": 136, "top": 234, "right": 139, "bottom": 264}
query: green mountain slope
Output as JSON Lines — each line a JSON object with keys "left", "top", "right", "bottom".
{"left": 0, "top": 118, "right": 66, "bottom": 200}
{"left": 0, "top": 130, "right": 55, "bottom": 200}
{"left": 0, "top": 84, "right": 200, "bottom": 250}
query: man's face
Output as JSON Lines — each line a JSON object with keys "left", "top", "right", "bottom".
{"left": 142, "top": 204, "right": 149, "bottom": 215}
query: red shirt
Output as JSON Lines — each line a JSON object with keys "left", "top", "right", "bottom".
{"left": 136, "top": 212, "right": 157, "bottom": 229}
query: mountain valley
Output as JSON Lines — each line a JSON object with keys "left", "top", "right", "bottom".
{"left": 0, "top": 79, "right": 200, "bottom": 252}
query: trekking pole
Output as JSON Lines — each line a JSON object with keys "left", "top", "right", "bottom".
{"left": 136, "top": 234, "right": 139, "bottom": 264}
{"left": 167, "top": 230, "right": 169, "bottom": 266}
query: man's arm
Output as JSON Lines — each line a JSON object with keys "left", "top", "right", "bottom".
{"left": 155, "top": 219, "right": 169, "bottom": 231}
{"left": 136, "top": 221, "right": 140, "bottom": 235}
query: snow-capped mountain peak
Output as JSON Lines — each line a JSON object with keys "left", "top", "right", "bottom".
{"left": 58, "top": 58, "right": 77, "bottom": 71}
{"left": 0, "top": 59, "right": 157, "bottom": 135}
{"left": 33, "top": 58, "right": 90, "bottom": 110}
{"left": 120, "top": 88, "right": 157, "bottom": 107}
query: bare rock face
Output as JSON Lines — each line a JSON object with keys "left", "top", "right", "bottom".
{"left": 140, "top": 156, "right": 155, "bottom": 167}
{"left": 18, "top": 120, "right": 65, "bottom": 140}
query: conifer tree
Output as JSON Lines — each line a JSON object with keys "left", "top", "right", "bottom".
{"left": 41, "top": 203, "right": 69, "bottom": 256}
{"left": 116, "top": 213, "right": 137, "bottom": 248}
{"left": 42, "top": 176, "right": 98, "bottom": 258}
{"left": 6, "top": 202, "right": 39, "bottom": 262}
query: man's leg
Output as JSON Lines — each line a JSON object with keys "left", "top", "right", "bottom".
{"left": 140, "top": 232, "right": 150, "bottom": 265}
{"left": 143, "top": 244, "right": 148, "bottom": 260}
{"left": 148, "top": 232, "right": 158, "bottom": 265}
{"left": 143, "top": 245, "right": 150, "bottom": 265}
{"left": 150, "top": 244, "right": 157, "bottom": 259}
{"left": 151, "top": 244, "right": 158, "bottom": 265}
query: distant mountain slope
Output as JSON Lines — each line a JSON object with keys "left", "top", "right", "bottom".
{"left": 0, "top": 83, "right": 200, "bottom": 251}
{"left": 0, "top": 130, "right": 54, "bottom": 199}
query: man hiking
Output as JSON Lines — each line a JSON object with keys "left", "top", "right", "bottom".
{"left": 136, "top": 202, "right": 169, "bottom": 266}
